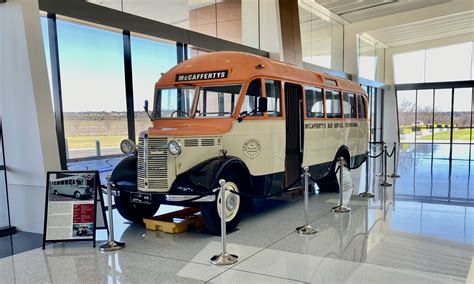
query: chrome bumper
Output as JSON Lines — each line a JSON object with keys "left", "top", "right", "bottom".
{"left": 165, "top": 194, "right": 215, "bottom": 202}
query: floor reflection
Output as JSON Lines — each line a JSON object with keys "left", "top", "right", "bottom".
{"left": 371, "top": 143, "right": 474, "bottom": 245}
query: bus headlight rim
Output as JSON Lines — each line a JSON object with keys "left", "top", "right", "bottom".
{"left": 168, "top": 140, "right": 182, "bottom": 156}
{"left": 120, "top": 139, "right": 136, "bottom": 154}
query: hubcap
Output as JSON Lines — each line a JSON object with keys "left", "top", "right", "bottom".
{"left": 226, "top": 194, "right": 238, "bottom": 211}
{"left": 217, "top": 181, "right": 240, "bottom": 222}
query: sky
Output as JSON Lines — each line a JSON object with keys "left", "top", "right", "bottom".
{"left": 41, "top": 17, "right": 176, "bottom": 112}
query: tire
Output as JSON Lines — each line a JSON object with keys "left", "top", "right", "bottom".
{"left": 200, "top": 171, "right": 243, "bottom": 235}
{"left": 74, "top": 191, "right": 81, "bottom": 199}
{"left": 54, "top": 190, "right": 58, "bottom": 195}
{"left": 114, "top": 192, "right": 160, "bottom": 224}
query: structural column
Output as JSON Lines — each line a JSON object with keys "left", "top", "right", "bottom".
{"left": 0, "top": 0, "right": 60, "bottom": 233}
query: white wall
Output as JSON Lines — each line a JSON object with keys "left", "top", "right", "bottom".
{"left": 0, "top": 0, "right": 60, "bottom": 233}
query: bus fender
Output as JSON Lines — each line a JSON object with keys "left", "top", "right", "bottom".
{"left": 320, "top": 145, "right": 351, "bottom": 178}
{"left": 334, "top": 145, "right": 351, "bottom": 169}
{"left": 110, "top": 154, "right": 138, "bottom": 192}
{"left": 172, "top": 156, "right": 252, "bottom": 193}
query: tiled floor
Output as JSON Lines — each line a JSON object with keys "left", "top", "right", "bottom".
{"left": 0, "top": 145, "right": 473, "bottom": 283}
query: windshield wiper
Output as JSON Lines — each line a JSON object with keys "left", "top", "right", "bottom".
{"left": 237, "top": 110, "right": 257, "bottom": 122}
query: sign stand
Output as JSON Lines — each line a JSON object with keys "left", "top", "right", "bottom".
{"left": 42, "top": 171, "right": 104, "bottom": 249}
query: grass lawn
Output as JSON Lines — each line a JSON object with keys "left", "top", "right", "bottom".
{"left": 418, "top": 129, "right": 472, "bottom": 140}
{"left": 66, "top": 135, "right": 126, "bottom": 149}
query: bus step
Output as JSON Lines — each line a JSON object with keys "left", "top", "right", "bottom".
{"left": 143, "top": 208, "right": 203, "bottom": 234}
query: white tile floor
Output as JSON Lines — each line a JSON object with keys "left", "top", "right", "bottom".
{"left": 1, "top": 148, "right": 474, "bottom": 283}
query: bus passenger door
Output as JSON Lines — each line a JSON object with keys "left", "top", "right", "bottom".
{"left": 284, "top": 83, "right": 304, "bottom": 188}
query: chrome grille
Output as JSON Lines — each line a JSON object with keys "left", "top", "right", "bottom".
{"left": 138, "top": 137, "right": 169, "bottom": 192}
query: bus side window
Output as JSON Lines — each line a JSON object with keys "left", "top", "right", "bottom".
{"left": 357, "top": 94, "right": 366, "bottom": 118}
{"left": 264, "top": 79, "right": 282, "bottom": 117}
{"left": 343, "top": 93, "right": 357, "bottom": 118}
{"left": 242, "top": 79, "right": 263, "bottom": 116}
{"left": 305, "top": 87, "right": 324, "bottom": 118}
{"left": 325, "top": 90, "right": 342, "bottom": 118}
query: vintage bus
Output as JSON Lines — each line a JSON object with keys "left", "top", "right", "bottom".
{"left": 110, "top": 51, "right": 368, "bottom": 234}
{"left": 50, "top": 176, "right": 93, "bottom": 199}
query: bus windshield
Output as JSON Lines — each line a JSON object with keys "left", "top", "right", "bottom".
{"left": 154, "top": 88, "right": 196, "bottom": 118}
{"left": 194, "top": 85, "right": 242, "bottom": 118}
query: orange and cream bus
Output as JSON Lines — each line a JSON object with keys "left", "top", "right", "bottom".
{"left": 110, "top": 51, "right": 368, "bottom": 234}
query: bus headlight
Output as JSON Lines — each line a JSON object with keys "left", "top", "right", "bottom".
{"left": 168, "top": 140, "right": 181, "bottom": 156}
{"left": 120, "top": 139, "right": 136, "bottom": 154}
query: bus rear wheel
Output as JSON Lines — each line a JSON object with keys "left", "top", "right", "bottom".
{"left": 114, "top": 192, "right": 160, "bottom": 224}
{"left": 74, "top": 191, "right": 81, "bottom": 199}
{"left": 200, "top": 171, "right": 242, "bottom": 235}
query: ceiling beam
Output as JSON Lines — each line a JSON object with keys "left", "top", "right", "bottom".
{"left": 346, "top": 0, "right": 474, "bottom": 34}
{"left": 298, "top": 0, "right": 350, "bottom": 26}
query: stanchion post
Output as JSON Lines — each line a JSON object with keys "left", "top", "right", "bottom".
{"left": 296, "top": 167, "right": 318, "bottom": 235}
{"left": 359, "top": 152, "right": 375, "bottom": 198}
{"left": 100, "top": 176, "right": 125, "bottom": 251}
{"left": 379, "top": 145, "right": 392, "bottom": 187}
{"left": 210, "top": 179, "right": 238, "bottom": 266}
{"left": 376, "top": 141, "right": 384, "bottom": 177}
{"left": 332, "top": 157, "right": 350, "bottom": 213}
{"left": 389, "top": 142, "right": 400, "bottom": 178}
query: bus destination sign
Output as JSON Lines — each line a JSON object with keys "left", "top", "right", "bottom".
{"left": 176, "top": 70, "right": 228, "bottom": 82}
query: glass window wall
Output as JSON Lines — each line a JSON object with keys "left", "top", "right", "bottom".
{"left": 87, "top": 0, "right": 261, "bottom": 49}
{"left": 394, "top": 42, "right": 474, "bottom": 84}
{"left": 56, "top": 19, "right": 127, "bottom": 160}
{"left": 130, "top": 34, "right": 177, "bottom": 137}
{"left": 298, "top": 2, "right": 343, "bottom": 70}
{"left": 397, "top": 87, "right": 474, "bottom": 162}
{"left": 397, "top": 90, "right": 416, "bottom": 143}
{"left": 357, "top": 34, "right": 385, "bottom": 81}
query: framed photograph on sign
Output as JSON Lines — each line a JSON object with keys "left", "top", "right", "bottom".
{"left": 42, "top": 171, "right": 103, "bottom": 249}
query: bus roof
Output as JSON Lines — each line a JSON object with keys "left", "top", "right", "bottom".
{"left": 52, "top": 176, "right": 85, "bottom": 181}
{"left": 156, "top": 51, "right": 365, "bottom": 95}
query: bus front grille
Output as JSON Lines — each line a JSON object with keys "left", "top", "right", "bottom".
{"left": 137, "top": 137, "right": 169, "bottom": 192}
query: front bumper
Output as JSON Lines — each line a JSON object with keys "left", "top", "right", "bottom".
{"left": 110, "top": 181, "right": 216, "bottom": 204}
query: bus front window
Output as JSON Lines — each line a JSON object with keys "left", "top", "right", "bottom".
{"left": 155, "top": 88, "right": 196, "bottom": 118}
{"left": 194, "top": 85, "right": 242, "bottom": 118}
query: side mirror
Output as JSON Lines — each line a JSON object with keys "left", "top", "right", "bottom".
{"left": 144, "top": 100, "right": 149, "bottom": 112}
{"left": 258, "top": 97, "right": 268, "bottom": 113}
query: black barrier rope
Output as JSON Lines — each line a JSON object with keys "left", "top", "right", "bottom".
{"left": 386, "top": 146, "right": 395, "bottom": 158}
{"left": 368, "top": 149, "right": 385, "bottom": 159}
{"left": 345, "top": 154, "right": 367, "bottom": 170}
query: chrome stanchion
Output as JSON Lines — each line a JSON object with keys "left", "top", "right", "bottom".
{"left": 332, "top": 157, "right": 350, "bottom": 213}
{"left": 376, "top": 141, "right": 385, "bottom": 177}
{"left": 389, "top": 142, "right": 400, "bottom": 178}
{"left": 296, "top": 167, "right": 318, "bottom": 235}
{"left": 359, "top": 152, "right": 375, "bottom": 198}
{"left": 210, "top": 179, "right": 238, "bottom": 266}
{"left": 100, "top": 176, "right": 125, "bottom": 251}
{"left": 379, "top": 145, "right": 392, "bottom": 187}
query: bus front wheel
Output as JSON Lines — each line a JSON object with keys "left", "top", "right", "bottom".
{"left": 74, "top": 191, "right": 81, "bottom": 199}
{"left": 114, "top": 192, "right": 160, "bottom": 224}
{"left": 200, "top": 171, "right": 242, "bottom": 235}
